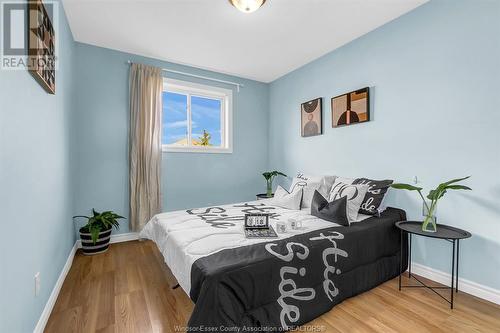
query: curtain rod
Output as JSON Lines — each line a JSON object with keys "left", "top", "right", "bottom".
{"left": 127, "top": 61, "right": 243, "bottom": 92}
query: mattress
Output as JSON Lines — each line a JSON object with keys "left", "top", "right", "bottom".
{"left": 140, "top": 199, "right": 370, "bottom": 293}
{"left": 140, "top": 199, "right": 407, "bottom": 331}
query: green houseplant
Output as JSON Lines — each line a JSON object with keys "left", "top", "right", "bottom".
{"left": 73, "top": 209, "right": 125, "bottom": 255}
{"left": 391, "top": 176, "right": 471, "bottom": 232}
{"left": 262, "top": 171, "right": 287, "bottom": 197}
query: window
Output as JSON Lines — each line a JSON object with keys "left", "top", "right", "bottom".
{"left": 162, "top": 79, "right": 233, "bottom": 153}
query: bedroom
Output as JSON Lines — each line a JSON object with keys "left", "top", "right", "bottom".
{"left": 0, "top": 0, "right": 499, "bottom": 332}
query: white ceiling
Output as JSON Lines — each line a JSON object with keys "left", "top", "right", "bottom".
{"left": 62, "top": 0, "right": 428, "bottom": 82}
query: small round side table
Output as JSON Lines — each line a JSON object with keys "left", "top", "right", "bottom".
{"left": 395, "top": 221, "right": 471, "bottom": 309}
{"left": 256, "top": 193, "right": 273, "bottom": 200}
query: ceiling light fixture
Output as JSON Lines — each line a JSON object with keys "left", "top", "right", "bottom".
{"left": 229, "top": 0, "right": 266, "bottom": 13}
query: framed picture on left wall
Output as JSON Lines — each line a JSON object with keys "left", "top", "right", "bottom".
{"left": 301, "top": 98, "right": 322, "bottom": 137}
{"left": 28, "top": 0, "right": 56, "bottom": 94}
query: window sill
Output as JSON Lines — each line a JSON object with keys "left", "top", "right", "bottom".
{"left": 162, "top": 146, "right": 233, "bottom": 154}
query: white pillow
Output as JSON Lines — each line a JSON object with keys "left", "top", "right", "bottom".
{"left": 289, "top": 173, "right": 335, "bottom": 208}
{"left": 334, "top": 176, "right": 355, "bottom": 185}
{"left": 270, "top": 185, "right": 303, "bottom": 210}
{"left": 377, "top": 187, "right": 391, "bottom": 214}
{"left": 328, "top": 179, "right": 369, "bottom": 222}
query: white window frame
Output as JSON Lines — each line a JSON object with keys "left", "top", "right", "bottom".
{"left": 162, "top": 78, "right": 233, "bottom": 154}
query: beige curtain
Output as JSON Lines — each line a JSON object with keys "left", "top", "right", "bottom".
{"left": 129, "top": 63, "right": 163, "bottom": 231}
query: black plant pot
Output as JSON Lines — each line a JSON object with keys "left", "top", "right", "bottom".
{"left": 79, "top": 226, "right": 112, "bottom": 255}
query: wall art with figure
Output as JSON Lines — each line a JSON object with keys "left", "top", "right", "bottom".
{"left": 301, "top": 97, "right": 322, "bottom": 137}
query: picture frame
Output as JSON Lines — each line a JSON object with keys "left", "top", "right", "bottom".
{"left": 244, "top": 213, "right": 270, "bottom": 229}
{"left": 331, "top": 87, "right": 370, "bottom": 127}
{"left": 28, "top": 0, "right": 56, "bottom": 94}
{"left": 301, "top": 97, "right": 322, "bottom": 137}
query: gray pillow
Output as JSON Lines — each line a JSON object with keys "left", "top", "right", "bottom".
{"left": 311, "top": 190, "right": 349, "bottom": 226}
{"left": 352, "top": 178, "right": 393, "bottom": 215}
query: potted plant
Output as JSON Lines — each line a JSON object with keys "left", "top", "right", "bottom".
{"left": 73, "top": 209, "right": 125, "bottom": 255}
{"left": 262, "top": 171, "right": 287, "bottom": 198}
{"left": 391, "top": 176, "right": 471, "bottom": 232}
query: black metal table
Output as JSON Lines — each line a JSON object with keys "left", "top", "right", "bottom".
{"left": 395, "top": 221, "right": 471, "bottom": 309}
{"left": 256, "top": 193, "right": 274, "bottom": 200}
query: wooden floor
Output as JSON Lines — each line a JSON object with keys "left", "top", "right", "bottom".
{"left": 46, "top": 240, "right": 500, "bottom": 333}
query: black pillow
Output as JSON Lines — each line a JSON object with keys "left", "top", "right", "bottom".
{"left": 311, "top": 190, "right": 349, "bottom": 226}
{"left": 352, "top": 178, "right": 393, "bottom": 215}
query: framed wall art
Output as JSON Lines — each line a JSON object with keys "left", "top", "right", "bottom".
{"left": 331, "top": 87, "right": 369, "bottom": 127}
{"left": 28, "top": 0, "right": 56, "bottom": 94}
{"left": 301, "top": 97, "right": 322, "bottom": 137}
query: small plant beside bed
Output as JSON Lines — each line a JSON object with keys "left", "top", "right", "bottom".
{"left": 73, "top": 209, "right": 125, "bottom": 255}
{"left": 262, "top": 170, "right": 287, "bottom": 197}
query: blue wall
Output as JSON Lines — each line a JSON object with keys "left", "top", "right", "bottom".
{"left": 0, "top": 1, "right": 76, "bottom": 331}
{"left": 73, "top": 43, "right": 269, "bottom": 234}
{"left": 269, "top": 0, "right": 500, "bottom": 290}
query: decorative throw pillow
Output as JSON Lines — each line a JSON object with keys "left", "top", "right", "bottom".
{"left": 311, "top": 190, "right": 349, "bottom": 226}
{"left": 289, "top": 173, "right": 335, "bottom": 208}
{"left": 352, "top": 178, "right": 393, "bottom": 215}
{"left": 328, "top": 179, "right": 369, "bottom": 222}
{"left": 334, "top": 176, "right": 355, "bottom": 185}
{"left": 270, "top": 185, "right": 303, "bottom": 210}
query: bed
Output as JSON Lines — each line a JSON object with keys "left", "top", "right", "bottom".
{"left": 140, "top": 199, "right": 408, "bottom": 331}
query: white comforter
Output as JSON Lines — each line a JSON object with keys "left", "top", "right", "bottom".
{"left": 140, "top": 199, "right": 369, "bottom": 294}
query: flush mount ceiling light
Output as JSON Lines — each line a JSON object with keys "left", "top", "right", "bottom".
{"left": 229, "top": 0, "right": 267, "bottom": 13}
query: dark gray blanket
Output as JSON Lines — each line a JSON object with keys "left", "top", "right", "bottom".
{"left": 189, "top": 208, "right": 408, "bottom": 331}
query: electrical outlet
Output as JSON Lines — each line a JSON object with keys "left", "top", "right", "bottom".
{"left": 34, "top": 272, "right": 40, "bottom": 297}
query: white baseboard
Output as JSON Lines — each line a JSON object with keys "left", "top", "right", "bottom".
{"left": 34, "top": 232, "right": 139, "bottom": 332}
{"left": 109, "top": 232, "right": 140, "bottom": 244}
{"left": 75, "top": 232, "right": 139, "bottom": 248}
{"left": 34, "top": 242, "right": 78, "bottom": 333}
{"left": 410, "top": 262, "right": 500, "bottom": 305}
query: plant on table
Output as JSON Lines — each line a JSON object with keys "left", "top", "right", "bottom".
{"left": 391, "top": 176, "right": 471, "bottom": 232}
{"left": 262, "top": 171, "right": 287, "bottom": 198}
